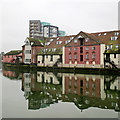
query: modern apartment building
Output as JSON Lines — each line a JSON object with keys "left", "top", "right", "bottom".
{"left": 29, "top": 20, "right": 65, "bottom": 38}
{"left": 43, "top": 25, "right": 58, "bottom": 38}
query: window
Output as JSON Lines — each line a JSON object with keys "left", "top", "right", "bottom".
{"left": 46, "top": 55, "right": 48, "bottom": 58}
{"left": 80, "top": 55, "right": 83, "bottom": 61}
{"left": 75, "top": 55, "right": 77, "bottom": 59}
{"left": 114, "top": 54, "right": 116, "bottom": 58}
{"left": 25, "top": 50, "right": 31, "bottom": 54}
{"left": 38, "top": 61, "right": 40, "bottom": 63}
{"left": 104, "top": 33, "right": 107, "bottom": 35}
{"left": 115, "top": 32, "right": 119, "bottom": 36}
{"left": 80, "top": 80, "right": 83, "bottom": 87}
{"left": 53, "top": 48, "right": 56, "bottom": 51}
{"left": 57, "top": 41, "right": 62, "bottom": 45}
{"left": 92, "top": 46, "right": 95, "bottom": 50}
{"left": 86, "top": 47, "right": 89, "bottom": 50}
{"left": 111, "top": 36, "right": 117, "bottom": 41}
{"left": 80, "top": 47, "right": 83, "bottom": 53}
{"left": 12, "top": 55, "right": 13, "bottom": 58}
{"left": 98, "top": 33, "right": 101, "bottom": 36}
{"left": 8, "top": 55, "right": 9, "bottom": 58}
{"left": 70, "top": 37, "right": 74, "bottom": 40}
{"left": 33, "top": 58, "right": 35, "bottom": 63}
{"left": 109, "top": 45, "right": 112, "bottom": 49}
{"left": 33, "top": 49, "right": 35, "bottom": 54}
{"left": 74, "top": 47, "right": 77, "bottom": 51}
{"left": 50, "top": 55, "right": 53, "bottom": 61}
{"left": 74, "top": 39, "right": 77, "bottom": 43}
{"left": 92, "top": 54, "right": 95, "bottom": 59}
{"left": 86, "top": 54, "right": 89, "bottom": 59}
{"left": 69, "top": 48, "right": 72, "bottom": 51}
{"left": 25, "top": 59, "right": 31, "bottom": 62}
{"left": 85, "top": 38, "right": 89, "bottom": 42}
{"left": 69, "top": 54, "right": 72, "bottom": 59}
{"left": 92, "top": 83, "right": 95, "bottom": 88}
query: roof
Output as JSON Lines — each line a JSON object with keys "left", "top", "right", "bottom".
{"left": 5, "top": 50, "right": 22, "bottom": 55}
{"left": 92, "top": 30, "right": 120, "bottom": 45}
{"left": 38, "top": 35, "right": 75, "bottom": 55}
{"left": 27, "top": 37, "right": 45, "bottom": 46}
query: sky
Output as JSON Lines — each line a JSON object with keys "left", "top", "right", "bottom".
{"left": 0, "top": 0, "right": 119, "bottom": 53}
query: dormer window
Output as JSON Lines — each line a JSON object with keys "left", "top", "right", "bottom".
{"left": 98, "top": 33, "right": 101, "bottom": 36}
{"left": 115, "top": 32, "right": 119, "bottom": 36}
{"left": 57, "top": 41, "right": 62, "bottom": 45}
{"left": 111, "top": 36, "right": 117, "bottom": 41}
{"left": 53, "top": 48, "right": 56, "bottom": 51}
{"left": 104, "top": 33, "right": 107, "bottom": 35}
{"left": 70, "top": 37, "right": 74, "bottom": 40}
{"left": 74, "top": 39, "right": 77, "bottom": 43}
{"left": 50, "top": 39, "right": 53, "bottom": 42}
{"left": 85, "top": 38, "right": 89, "bottom": 42}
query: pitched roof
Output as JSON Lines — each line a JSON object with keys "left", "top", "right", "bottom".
{"left": 92, "top": 30, "right": 120, "bottom": 45}
{"left": 27, "top": 37, "right": 45, "bottom": 46}
{"left": 38, "top": 35, "right": 75, "bottom": 55}
{"left": 5, "top": 50, "right": 22, "bottom": 55}
{"left": 44, "top": 35, "right": 75, "bottom": 49}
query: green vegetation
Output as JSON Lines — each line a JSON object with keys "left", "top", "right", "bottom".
{"left": 38, "top": 48, "right": 62, "bottom": 55}
{"left": 5, "top": 50, "right": 22, "bottom": 55}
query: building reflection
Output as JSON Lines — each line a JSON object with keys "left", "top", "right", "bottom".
{"left": 21, "top": 71, "right": 120, "bottom": 112}
{"left": 2, "top": 69, "right": 22, "bottom": 80}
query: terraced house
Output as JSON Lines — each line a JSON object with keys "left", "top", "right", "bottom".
{"left": 37, "top": 30, "right": 120, "bottom": 69}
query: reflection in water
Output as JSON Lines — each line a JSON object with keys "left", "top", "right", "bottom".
{"left": 2, "top": 69, "right": 120, "bottom": 112}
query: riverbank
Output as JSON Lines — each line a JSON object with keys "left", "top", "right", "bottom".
{"left": 2, "top": 63, "right": 120, "bottom": 75}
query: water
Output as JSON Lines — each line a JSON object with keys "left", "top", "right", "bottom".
{"left": 1, "top": 67, "right": 120, "bottom": 118}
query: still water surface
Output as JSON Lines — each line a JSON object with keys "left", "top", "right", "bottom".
{"left": 1, "top": 67, "right": 120, "bottom": 118}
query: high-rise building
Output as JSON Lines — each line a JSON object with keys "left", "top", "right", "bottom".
{"left": 29, "top": 20, "right": 65, "bottom": 38}
{"left": 29, "top": 20, "right": 41, "bottom": 38}
{"left": 41, "top": 22, "right": 50, "bottom": 36}
{"left": 43, "top": 25, "right": 58, "bottom": 38}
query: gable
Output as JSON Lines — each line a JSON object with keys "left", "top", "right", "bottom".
{"left": 66, "top": 31, "right": 100, "bottom": 47}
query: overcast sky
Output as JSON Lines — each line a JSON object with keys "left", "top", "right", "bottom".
{"left": 0, "top": 0, "right": 119, "bottom": 53}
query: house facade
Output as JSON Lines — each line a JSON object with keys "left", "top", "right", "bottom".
{"left": 37, "top": 35, "right": 75, "bottom": 67}
{"left": 22, "top": 37, "right": 44, "bottom": 64}
{"left": 93, "top": 30, "right": 120, "bottom": 69}
{"left": 3, "top": 50, "right": 22, "bottom": 64}
{"left": 63, "top": 31, "right": 105, "bottom": 68}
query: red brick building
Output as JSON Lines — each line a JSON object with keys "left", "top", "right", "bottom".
{"left": 3, "top": 50, "right": 22, "bottom": 64}
{"left": 22, "top": 37, "right": 44, "bottom": 64}
{"left": 63, "top": 31, "right": 105, "bottom": 68}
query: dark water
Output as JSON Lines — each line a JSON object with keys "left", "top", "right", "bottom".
{"left": 1, "top": 67, "right": 120, "bottom": 118}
